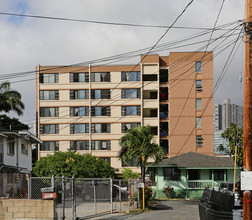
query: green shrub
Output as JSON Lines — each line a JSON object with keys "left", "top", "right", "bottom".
{"left": 163, "top": 186, "right": 176, "bottom": 198}
{"left": 176, "top": 189, "right": 186, "bottom": 199}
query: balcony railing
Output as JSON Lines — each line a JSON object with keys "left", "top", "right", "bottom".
{"left": 188, "top": 180, "right": 219, "bottom": 189}
{"left": 160, "top": 112, "right": 168, "bottom": 119}
{"left": 160, "top": 130, "right": 169, "bottom": 137}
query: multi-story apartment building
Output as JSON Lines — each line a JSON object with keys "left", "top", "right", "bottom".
{"left": 36, "top": 52, "right": 214, "bottom": 172}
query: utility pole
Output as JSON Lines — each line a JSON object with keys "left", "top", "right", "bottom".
{"left": 244, "top": 0, "right": 252, "bottom": 219}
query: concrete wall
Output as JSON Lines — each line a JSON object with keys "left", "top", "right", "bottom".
{"left": 0, "top": 199, "right": 54, "bottom": 219}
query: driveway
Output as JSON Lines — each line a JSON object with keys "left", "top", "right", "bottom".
{"left": 84, "top": 200, "right": 200, "bottom": 220}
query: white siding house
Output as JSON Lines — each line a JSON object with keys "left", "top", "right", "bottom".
{"left": 0, "top": 129, "right": 42, "bottom": 174}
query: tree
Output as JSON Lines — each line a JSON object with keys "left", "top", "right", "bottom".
{"left": 119, "top": 125, "right": 164, "bottom": 182}
{"left": 33, "top": 151, "right": 116, "bottom": 178}
{"left": 220, "top": 123, "right": 243, "bottom": 167}
{"left": 0, "top": 114, "right": 29, "bottom": 130}
{"left": 0, "top": 81, "right": 25, "bottom": 116}
{"left": 122, "top": 168, "right": 140, "bottom": 180}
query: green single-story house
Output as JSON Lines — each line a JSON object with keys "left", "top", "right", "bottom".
{"left": 148, "top": 152, "right": 241, "bottom": 200}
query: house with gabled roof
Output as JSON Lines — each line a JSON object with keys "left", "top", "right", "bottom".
{"left": 148, "top": 152, "right": 240, "bottom": 199}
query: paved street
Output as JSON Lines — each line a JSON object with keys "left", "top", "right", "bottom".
{"left": 82, "top": 200, "right": 200, "bottom": 220}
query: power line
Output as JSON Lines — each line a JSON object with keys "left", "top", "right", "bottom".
{"left": 175, "top": 28, "right": 243, "bottom": 156}
{"left": 22, "top": 25, "right": 243, "bottom": 127}
{"left": 0, "top": 20, "right": 241, "bottom": 82}
{"left": 0, "top": 11, "right": 238, "bottom": 31}
{"left": 36, "top": 35, "right": 242, "bottom": 133}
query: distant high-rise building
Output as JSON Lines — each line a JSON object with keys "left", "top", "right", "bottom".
{"left": 214, "top": 98, "right": 243, "bottom": 154}
{"left": 214, "top": 98, "right": 243, "bottom": 131}
{"left": 214, "top": 104, "right": 222, "bottom": 130}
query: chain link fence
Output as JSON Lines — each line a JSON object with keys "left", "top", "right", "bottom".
{"left": 0, "top": 173, "right": 140, "bottom": 219}
{"left": 0, "top": 172, "right": 29, "bottom": 199}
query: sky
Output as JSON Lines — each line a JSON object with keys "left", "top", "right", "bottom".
{"left": 0, "top": 0, "right": 245, "bottom": 130}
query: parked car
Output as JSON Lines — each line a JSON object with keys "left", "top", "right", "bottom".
{"left": 218, "top": 182, "right": 241, "bottom": 207}
{"left": 112, "top": 184, "right": 128, "bottom": 201}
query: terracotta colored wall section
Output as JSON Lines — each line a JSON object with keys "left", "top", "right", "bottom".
{"left": 169, "top": 52, "right": 214, "bottom": 156}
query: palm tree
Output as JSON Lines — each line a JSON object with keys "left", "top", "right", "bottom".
{"left": 119, "top": 125, "right": 164, "bottom": 182}
{"left": 0, "top": 81, "right": 25, "bottom": 116}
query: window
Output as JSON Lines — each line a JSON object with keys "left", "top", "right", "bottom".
{"left": 195, "top": 61, "right": 202, "bottom": 72}
{"left": 70, "top": 73, "right": 89, "bottom": 82}
{"left": 99, "top": 157, "right": 111, "bottom": 165}
{"left": 196, "top": 80, "right": 202, "bottom": 91}
{"left": 91, "top": 140, "right": 111, "bottom": 150}
{"left": 21, "top": 143, "right": 28, "bottom": 155}
{"left": 7, "top": 138, "right": 15, "bottom": 155}
{"left": 70, "top": 141, "right": 89, "bottom": 150}
{"left": 121, "top": 71, "right": 140, "bottom": 81}
{"left": 196, "top": 117, "right": 202, "bottom": 128}
{"left": 40, "top": 107, "right": 59, "bottom": 117}
{"left": 39, "top": 73, "right": 59, "bottom": 83}
{"left": 70, "top": 107, "right": 89, "bottom": 116}
{"left": 70, "top": 124, "right": 89, "bottom": 134}
{"left": 196, "top": 135, "right": 203, "bottom": 147}
{"left": 122, "top": 158, "right": 138, "bottom": 167}
{"left": 163, "top": 167, "right": 180, "bottom": 180}
{"left": 121, "top": 106, "right": 141, "bottom": 116}
{"left": 121, "top": 89, "right": 141, "bottom": 98}
{"left": 91, "top": 106, "right": 110, "bottom": 116}
{"left": 39, "top": 90, "right": 59, "bottom": 100}
{"left": 40, "top": 141, "right": 59, "bottom": 151}
{"left": 121, "top": 123, "right": 140, "bottom": 133}
{"left": 91, "top": 72, "right": 110, "bottom": 82}
{"left": 189, "top": 170, "right": 200, "bottom": 180}
{"left": 196, "top": 98, "right": 202, "bottom": 109}
{"left": 91, "top": 89, "right": 111, "bottom": 99}
{"left": 214, "top": 170, "right": 225, "bottom": 181}
{"left": 40, "top": 124, "right": 59, "bottom": 134}
{"left": 91, "top": 123, "right": 111, "bottom": 133}
{"left": 70, "top": 90, "right": 89, "bottom": 99}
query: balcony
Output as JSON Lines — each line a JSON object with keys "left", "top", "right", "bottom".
{"left": 160, "top": 140, "right": 169, "bottom": 154}
{"left": 160, "top": 104, "right": 168, "bottom": 119}
{"left": 160, "top": 111, "right": 168, "bottom": 119}
{"left": 160, "top": 88, "right": 168, "bottom": 101}
{"left": 160, "top": 122, "right": 169, "bottom": 137}
{"left": 143, "top": 90, "right": 157, "bottom": 99}
{"left": 143, "top": 74, "right": 158, "bottom": 81}
{"left": 143, "top": 109, "right": 157, "bottom": 118}
{"left": 160, "top": 69, "right": 169, "bottom": 83}
{"left": 151, "top": 127, "right": 158, "bottom": 135}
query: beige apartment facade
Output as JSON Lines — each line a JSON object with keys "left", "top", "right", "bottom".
{"left": 36, "top": 52, "right": 214, "bottom": 173}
